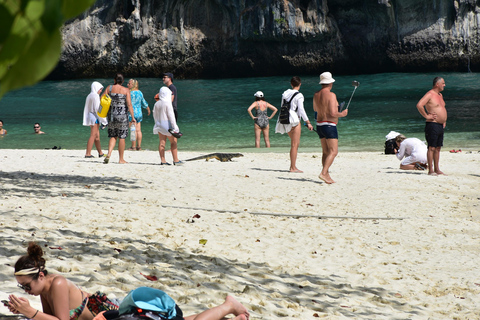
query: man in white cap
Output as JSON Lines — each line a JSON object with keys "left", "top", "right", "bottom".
{"left": 313, "top": 72, "right": 348, "bottom": 184}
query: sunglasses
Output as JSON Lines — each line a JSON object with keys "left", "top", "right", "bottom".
{"left": 34, "top": 126, "right": 40, "bottom": 129}
{"left": 17, "top": 281, "right": 32, "bottom": 291}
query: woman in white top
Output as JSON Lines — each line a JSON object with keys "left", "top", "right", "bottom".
{"left": 395, "top": 134, "right": 428, "bottom": 170}
{"left": 153, "top": 87, "right": 183, "bottom": 165}
{"left": 83, "top": 81, "right": 106, "bottom": 158}
{"left": 275, "top": 76, "right": 313, "bottom": 172}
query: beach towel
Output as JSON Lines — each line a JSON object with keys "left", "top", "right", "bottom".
{"left": 119, "top": 287, "right": 181, "bottom": 320}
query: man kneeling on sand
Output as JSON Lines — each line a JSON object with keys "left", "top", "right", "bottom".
{"left": 313, "top": 72, "right": 348, "bottom": 184}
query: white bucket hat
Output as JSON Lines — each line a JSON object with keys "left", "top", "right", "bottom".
{"left": 254, "top": 91, "right": 264, "bottom": 98}
{"left": 319, "top": 72, "right": 335, "bottom": 84}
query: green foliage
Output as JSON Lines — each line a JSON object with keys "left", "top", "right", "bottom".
{"left": 0, "top": 0, "right": 96, "bottom": 98}
{"left": 274, "top": 18, "right": 286, "bottom": 25}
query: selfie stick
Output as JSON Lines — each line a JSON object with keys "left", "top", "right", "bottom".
{"left": 345, "top": 81, "right": 360, "bottom": 110}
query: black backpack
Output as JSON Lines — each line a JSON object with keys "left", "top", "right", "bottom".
{"left": 279, "top": 92, "right": 300, "bottom": 124}
{"left": 384, "top": 138, "right": 396, "bottom": 154}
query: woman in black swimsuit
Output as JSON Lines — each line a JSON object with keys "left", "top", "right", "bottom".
{"left": 247, "top": 91, "right": 278, "bottom": 148}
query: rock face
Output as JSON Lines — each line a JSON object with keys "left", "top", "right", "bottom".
{"left": 50, "top": 0, "right": 480, "bottom": 79}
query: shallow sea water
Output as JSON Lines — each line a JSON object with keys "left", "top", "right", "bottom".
{"left": 0, "top": 73, "right": 479, "bottom": 152}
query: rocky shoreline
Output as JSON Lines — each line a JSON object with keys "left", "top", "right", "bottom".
{"left": 49, "top": 0, "right": 478, "bottom": 79}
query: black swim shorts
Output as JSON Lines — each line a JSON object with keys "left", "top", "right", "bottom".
{"left": 316, "top": 124, "right": 338, "bottom": 139}
{"left": 425, "top": 122, "right": 444, "bottom": 148}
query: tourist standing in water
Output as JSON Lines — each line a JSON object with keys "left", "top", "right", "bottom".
{"left": 33, "top": 123, "right": 45, "bottom": 134}
{"left": 127, "top": 79, "right": 150, "bottom": 151}
{"left": 313, "top": 72, "right": 348, "bottom": 184}
{"left": 0, "top": 120, "right": 7, "bottom": 135}
{"left": 275, "top": 76, "right": 313, "bottom": 173}
{"left": 247, "top": 91, "right": 278, "bottom": 148}
{"left": 416, "top": 77, "right": 447, "bottom": 175}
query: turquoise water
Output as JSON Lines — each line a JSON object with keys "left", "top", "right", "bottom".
{"left": 0, "top": 73, "right": 479, "bottom": 152}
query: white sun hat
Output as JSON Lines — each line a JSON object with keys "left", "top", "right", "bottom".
{"left": 319, "top": 72, "right": 335, "bottom": 84}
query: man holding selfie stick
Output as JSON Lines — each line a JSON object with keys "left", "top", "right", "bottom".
{"left": 313, "top": 72, "right": 348, "bottom": 184}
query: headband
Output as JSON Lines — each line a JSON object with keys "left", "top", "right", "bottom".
{"left": 14, "top": 267, "right": 43, "bottom": 276}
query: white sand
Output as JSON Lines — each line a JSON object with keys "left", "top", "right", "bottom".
{"left": 0, "top": 149, "right": 479, "bottom": 319}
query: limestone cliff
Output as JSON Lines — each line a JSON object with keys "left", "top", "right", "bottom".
{"left": 50, "top": 0, "right": 480, "bottom": 79}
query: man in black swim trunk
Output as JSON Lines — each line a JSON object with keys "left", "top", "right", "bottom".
{"left": 416, "top": 77, "right": 447, "bottom": 175}
{"left": 313, "top": 72, "right": 348, "bottom": 184}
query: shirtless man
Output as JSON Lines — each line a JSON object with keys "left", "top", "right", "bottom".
{"left": 313, "top": 72, "right": 348, "bottom": 184}
{"left": 416, "top": 77, "right": 447, "bottom": 175}
{"left": 33, "top": 123, "right": 45, "bottom": 134}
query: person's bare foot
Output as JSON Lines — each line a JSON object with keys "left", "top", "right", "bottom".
{"left": 428, "top": 172, "right": 438, "bottom": 176}
{"left": 119, "top": 160, "right": 128, "bottom": 164}
{"left": 290, "top": 169, "right": 303, "bottom": 173}
{"left": 226, "top": 296, "right": 250, "bottom": 320}
{"left": 319, "top": 173, "right": 335, "bottom": 184}
{"left": 435, "top": 170, "right": 447, "bottom": 175}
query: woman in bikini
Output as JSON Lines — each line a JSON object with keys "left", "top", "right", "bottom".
{"left": 6, "top": 243, "right": 250, "bottom": 320}
{"left": 247, "top": 91, "right": 278, "bottom": 148}
{"left": 6, "top": 242, "right": 118, "bottom": 320}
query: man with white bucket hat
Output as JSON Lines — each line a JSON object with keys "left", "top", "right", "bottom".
{"left": 313, "top": 72, "right": 348, "bottom": 184}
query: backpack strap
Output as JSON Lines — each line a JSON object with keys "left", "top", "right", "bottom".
{"left": 287, "top": 92, "right": 300, "bottom": 109}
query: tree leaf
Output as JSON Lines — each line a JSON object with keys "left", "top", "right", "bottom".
{"left": 61, "top": 0, "right": 96, "bottom": 20}
{"left": 24, "top": 0, "right": 45, "bottom": 23}
{"left": 0, "top": 0, "right": 95, "bottom": 98}
{"left": 139, "top": 272, "right": 158, "bottom": 281}
{"left": 19, "top": 0, "right": 30, "bottom": 12}
{"left": 0, "top": 27, "right": 61, "bottom": 96}
{"left": 0, "top": 4, "right": 15, "bottom": 44}
{"left": 41, "top": 0, "right": 63, "bottom": 34}
{"left": 0, "top": 13, "right": 36, "bottom": 79}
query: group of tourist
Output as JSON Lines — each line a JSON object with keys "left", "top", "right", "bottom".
{"left": 83, "top": 73, "right": 183, "bottom": 165}
{"left": 0, "top": 121, "right": 46, "bottom": 136}
{"left": 247, "top": 73, "right": 447, "bottom": 182}
{"left": 79, "top": 71, "right": 447, "bottom": 179}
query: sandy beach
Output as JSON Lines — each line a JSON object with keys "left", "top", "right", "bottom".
{"left": 0, "top": 149, "right": 479, "bottom": 319}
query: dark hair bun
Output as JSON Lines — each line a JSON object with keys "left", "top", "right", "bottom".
{"left": 27, "top": 242, "right": 44, "bottom": 259}
{"left": 115, "top": 73, "right": 124, "bottom": 85}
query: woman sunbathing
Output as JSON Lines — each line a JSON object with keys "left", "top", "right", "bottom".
{"left": 6, "top": 242, "right": 249, "bottom": 320}
{"left": 6, "top": 242, "right": 118, "bottom": 320}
